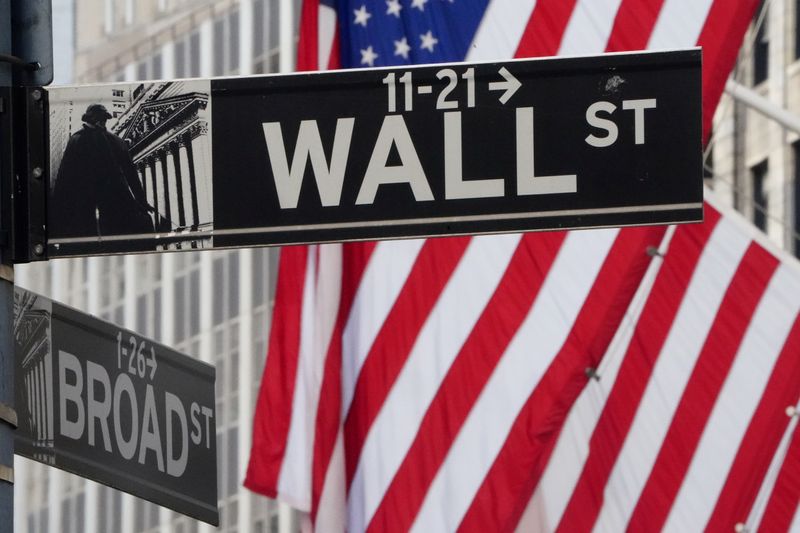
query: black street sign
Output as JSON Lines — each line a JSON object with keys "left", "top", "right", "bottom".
{"left": 43, "top": 49, "right": 701, "bottom": 258}
{"left": 13, "top": 287, "right": 219, "bottom": 525}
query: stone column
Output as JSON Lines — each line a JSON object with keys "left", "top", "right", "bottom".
{"left": 138, "top": 163, "right": 148, "bottom": 200}
{"left": 170, "top": 142, "right": 187, "bottom": 228}
{"left": 160, "top": 149, "right": 173, "bottom": 227}
{"left": 183, "top": 131, "right": 200, "bottom": 230}
{"left": 149, "top": 158, "right": 159, "bottom": 229}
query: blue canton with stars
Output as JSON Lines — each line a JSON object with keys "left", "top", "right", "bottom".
{"left": 334, "top": 0, "right": 489, "bottom": 68}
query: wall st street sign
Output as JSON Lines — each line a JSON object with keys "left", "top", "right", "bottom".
{"left": 13, "top": 287, "right": 219, "bottom": 525}
{"left": 39, "top": 48, "right": 702, "bottom": 259}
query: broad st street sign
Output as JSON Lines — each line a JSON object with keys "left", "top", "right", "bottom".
{"left": 13, "top": 287, "right": 219, "bottom": 525}
{"left": 41, "top": 48, "right": 701, "bottom": 258}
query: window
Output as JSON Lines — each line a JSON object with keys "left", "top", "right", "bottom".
{"left": 213, "top": 9, "right": 241, "bottom": 76}
{"left": 190, "top": 32, "right": 201, "bottom": 77}
{"left": 137, "top": 60, "right": 148, "bottom": 81}
{"left": 229, "top": 9, "right": 240, "bottom": 72}
{"left": 104, "top": 0, "right": 115, "bottom": 34}
{"left": 754, "top": 4, "right": 769, "bottom": 85}
{"left": 175, "top": 40, "right": 187, "bottom": 78}
{"left": 214, "top": 19, "right": 226, "bottom": 76}
{"left": 253, "top": 0, "right": 279, "bottom": 74}
{"left": 174, "top": 33, "right": 201, "bottom": 78}
{"left": 152, "top": 53, "right": 163, "bottom": 79}
{"left": 752, "top": 159, "right": 768, "bottom": 232}
{"left": 796, "top": 0, "right": 800, "bottom": 59}
{"left": 125, "top": 0, "right": 135, "bottom": 26}
{"left": 794, "top": 143, "right": 800, "bottom": 256}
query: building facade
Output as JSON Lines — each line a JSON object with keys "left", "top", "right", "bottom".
{"left": 709, "top": 0, "right": 800, "bottom": 256}
{"left": 14, "top": 1, "right": 299, "bottom": 532}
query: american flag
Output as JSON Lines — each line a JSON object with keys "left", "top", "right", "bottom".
{"left": 243, "top": 1, "right": 800, "bottom": 531}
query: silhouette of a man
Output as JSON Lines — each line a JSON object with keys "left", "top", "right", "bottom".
{"left": 51, "top": 103, "right": 154, "bottom": 239}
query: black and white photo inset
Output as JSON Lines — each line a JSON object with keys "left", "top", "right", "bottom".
{"left": 13, "top": 288, "right": 55, "bottom": 466}
{"left": 48, "top": 80, "right": 213, "bottom": 253}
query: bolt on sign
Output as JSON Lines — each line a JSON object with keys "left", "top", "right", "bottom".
{"left": 13, "top": 287, "right": 219, "bottom": 526}
{"left": 40, "top": 49, "right": 701, "bottom": 259}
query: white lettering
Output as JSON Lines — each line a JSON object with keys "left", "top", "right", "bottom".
{"left": 138, "top": 384, "right": 164, "bottom": 472}
{"left": 59, "top": 351, "right": 85, "bottom": 440}
{"left": 356, "top": 115, "right": 433, "bottom": 205}
{"left": 86, "top": 361, "right": 112, "bottom": 452}
{"left": 517, "top": 107, "right": 577, "bottom": 195}
{"left": 190, "top": 402, "right": 202, "bottom": 446}
{"left": 585, "top": 101, "right": 618, "bottom": 148}
{"left": 623, "top": 98, "right": 657, "bottom": 144}
{"left": 165, "top": 392, "right": 189, "bottom": 477}
{"left": 201, "top": 406, "right": 214, "bottom": 449}
{"left": 114, "top": 373, "right": 138, "bottom": 460}
{"left": 263, "top": 118, "right": 354, "bottom": 208}
{"left": 444, "top": 111, "right": 504, "bottom": 199}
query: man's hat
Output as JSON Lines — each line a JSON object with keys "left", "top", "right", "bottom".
{"left": 81, "top": 103, "right": 113, "bottom": 122}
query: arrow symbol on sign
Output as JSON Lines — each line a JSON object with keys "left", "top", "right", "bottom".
{"left": 147, "top": 346, "right": 158, "bottom": 379}
{"left": 489, "top": 67, "right": 521, "bottom": 104}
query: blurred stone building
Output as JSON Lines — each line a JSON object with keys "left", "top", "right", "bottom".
{"left": 14, "top": 1, "right": 299, "bottom": 532}
{"left": 709, "top": 0, "right": 800, "bottom": 256}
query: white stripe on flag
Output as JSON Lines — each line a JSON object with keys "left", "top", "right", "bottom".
{"left": 411, "top": 228, "right": 619, "bottom": 533}
{"left": 747, "top": 401, "right": 800, "bottom": 530}
{"left": 664, "top": 263, "right": 800, "bottom": 531}
{"left": 315, "top": 431, "right": 346, "bottom": 533}
{"left": 558, "top": 0, "right": 623, "bottom": 56}
{"left": 790, "top": 503, "right": 800, "bottom": 532}
{"left": 341, "top": 239, "right": 425, "bottom": 418}
{"left": 347, "top": 234, "right": 522, "bottom": 533}
{"left": 517, "top": 227, "right": 676, "bottom": 533}
{"left": 466, "top": 0, "right": 537, "bottom": 61}
{"left": 592, "top": 219, "right": 751, "bottom": 533}
{"left": 279, "top": 245, "right": 342, "bottom": 508}
{"left": 647, "top": 0, "right": 715, "bottom": 50}
{"left": 318, "top": 4, "right": 337, "bottom": 69}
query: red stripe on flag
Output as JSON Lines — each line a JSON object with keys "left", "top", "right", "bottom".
{"left": 245, "top": 246, "right": 310, "bottom": 497}
{"left": 605, "top": 0, "right": 665, "bottom": 52}
{"left": 364, "top": 232, "right": 566, "bottom": 533}
{"left": 460, "top": 226, "right": 667, "bottom": 533}
{"left": 343, "top": 237, "right": 473, "bottom": 488}
{"left": 515, "top": 0, "right": 578, "bottom": 58}
{"left": 311, "top": 243, "right": 377, "bottom": 520}
{"left": 707, "top": 314, "right": 800, "bottom": 531}
{"left": 758, "top": 416, "right": 800, "bottom": 532}
{"left": 296, "top": 0, "right": 320, "bottom": 71}
{"left": 627, "top": 242, "right": 780, "bottom": 531}
{"left": 696, "top": 0, "right": 760, "bottom": 141}
{"left": 555, "top": 206, "right": 723, "bottom": 533}
{"left": 328, "top": 31, "right": 341, "bottom": 70}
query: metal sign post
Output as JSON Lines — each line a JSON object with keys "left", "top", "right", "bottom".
{"left": 1, "top": 0, "right": 17, "bottom": 528}
{"left": 40, "top": 49, "right": 702, "bottom": 259}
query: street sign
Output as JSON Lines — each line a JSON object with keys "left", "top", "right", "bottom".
{"left": 43, "top": 49, "right": 701, "bottom": 258}
{"left": 13, "top": 287, "right": 219, "bottom": 525}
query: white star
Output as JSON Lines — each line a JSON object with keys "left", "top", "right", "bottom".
{"left": 394, "top": 37, "right": 411, "bottom": 59}
{"left": 353, "top": 5, "right": 372, "bottom": 26}
{"left": 386, "top": 0, "right": 402, "bottom": 17}
{"left": 419, "top": 30, "right": 438, "bottom": 52}
{"left": 360, "top": 46, "right": 379, "bottom": 66}
{"left": 411, "top": 0, "right": 428, "bottom": 11}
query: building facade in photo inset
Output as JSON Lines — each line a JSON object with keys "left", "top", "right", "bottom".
{"left": 48, "top": 80, "right": 213, "bottom": 253}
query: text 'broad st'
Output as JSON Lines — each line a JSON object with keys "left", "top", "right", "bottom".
{"left": 14, "top": 288, "right": 219, "bottom": 525}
